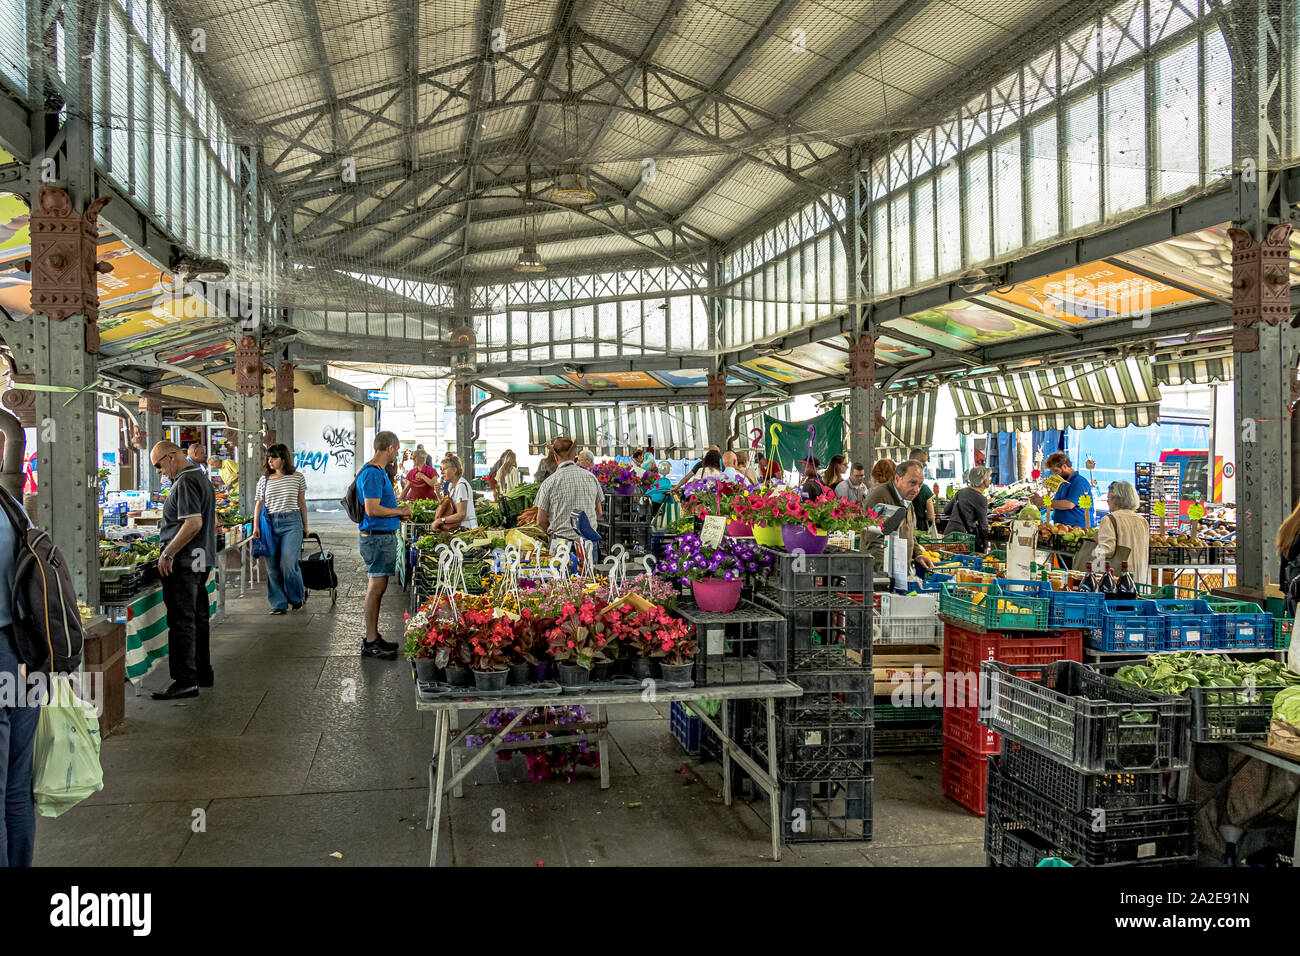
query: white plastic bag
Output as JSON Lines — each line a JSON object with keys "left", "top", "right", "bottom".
{"left": 32, "top": 675, "right": 104, "bottom": 817}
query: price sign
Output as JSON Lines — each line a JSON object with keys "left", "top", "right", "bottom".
{"left": 701, "top": 515, "right": 727, "bottom": 548}
{"left": 1152, "top": 501, "right": 1166, "bottom": 517}
{"left": 1188, "top": 502, "right": 1205, "bottom": 521}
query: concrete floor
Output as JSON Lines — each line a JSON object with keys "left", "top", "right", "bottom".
{"left": 36, "top": 512, "right": 984, "bottom": 867}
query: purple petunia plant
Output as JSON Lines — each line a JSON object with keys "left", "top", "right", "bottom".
{"left": 659, "top": 533, "right": 774, "bottom": 588}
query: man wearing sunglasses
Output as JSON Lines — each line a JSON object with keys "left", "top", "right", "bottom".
{"left": 150, "top": 441, "right": 217, "bottom": 700}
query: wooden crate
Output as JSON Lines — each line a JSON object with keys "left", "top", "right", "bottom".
{"left": 874, "top": 646, "right": 943, "bottom": 697}
{"left": 82, "top": 618, "right": 125, "bottom": 738}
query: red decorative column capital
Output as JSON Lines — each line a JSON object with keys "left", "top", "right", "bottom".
{"left": 455, "top": 383, "right": 472, "bottom": 416}
{"left": 849, "top": 334, "right": 876, "bottom": 390}
{"left": 25, "top": 186, "right": 112, "bottom": 354}
{"left": 1229, "top": 224, "right": 1293, "bottom": 353}
{"left": 138, "top": 392, "right": 162, "bottom": 416}
{"left": 235, "top": 336, "right": 263, "bottom": 396}
{"left": 706, "top": 372, "right": 726, "bottom": 411}
{"left": 275, "top": 362, "right": 295, "bottom": 410}
{"left": 1, "top": 374, "right": 36, "bottom": 426}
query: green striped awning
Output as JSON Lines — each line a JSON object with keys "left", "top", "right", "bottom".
{"left": 1151, "top": 347, "right": 1234, "bottom": 386}
{"left": 125, "top": 578, "right": 217, "bottom": 683}
{"left": 949, "top": 358, "right": 1161, "bottom": 434}
{"left": 528, "top": 403, "right": 794, "bottom": 457}
{"left": 878, "top": 388, "right": 938, "bottom": 462}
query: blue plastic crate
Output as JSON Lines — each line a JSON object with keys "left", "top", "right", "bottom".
{"left": 670, "top": 700, "right": 701, "bottom": 755}
{"left": 918, "top": 572, "right": 954, "bottom": 593}
{"left": 1048, "top": 591, "right": 1106, "bottom": 629}
{"left": 1153, "top": 599, "right": 1221, "bottom": 651}
{"left": 1094, "top": 600, "right": 1163, "bottom": 653}
{"left": 1220, "top": 612, "right": 1274, "bottom": 650}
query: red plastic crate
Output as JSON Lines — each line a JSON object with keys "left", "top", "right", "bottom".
{"left": 943, "top": 702, "right": 1000, "bottom": 753}
{"left": 941, "top": 735, "right": 989, "bottom": 816}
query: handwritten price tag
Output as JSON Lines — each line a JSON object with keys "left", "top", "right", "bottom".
{"left": 701, "top": 515, "right": 727, "bottom": 548}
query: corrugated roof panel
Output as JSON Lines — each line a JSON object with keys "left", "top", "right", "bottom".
{"left": 583, "top": 0, "right": 662, "bottom": 46}
{"left": 502, "top": 0, "right": 559, "bottom": 37}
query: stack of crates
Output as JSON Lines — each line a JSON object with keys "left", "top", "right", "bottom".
{"left": 598, "top": 492, "right": 655, "bottom": 555}
{"left": 752, "top": 546, "right": 874, "bottom": 843}
{"left": 874, "top": 590, "right": 943, "bottom": 752}
{"left": 937, "top": 579, "right": 1084, "bottom": 816}
{"left": 980, "top": 660, "right": 1197, "bottom": 866}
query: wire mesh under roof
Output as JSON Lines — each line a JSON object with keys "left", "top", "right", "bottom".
{"left": 139, "top": 0, "right": 1093, "bottom": 293}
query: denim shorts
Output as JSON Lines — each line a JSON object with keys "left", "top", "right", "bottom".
{"left": 359, "top": 532, "right": 397, "bottom": 578}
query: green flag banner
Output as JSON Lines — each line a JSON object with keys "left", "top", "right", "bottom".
{"left": 762, "top": 406, "right": 845, "bottom": 472}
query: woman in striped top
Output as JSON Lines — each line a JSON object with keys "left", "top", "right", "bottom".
{"left": 252, "top": 443, "right": 309, "bottom": 614}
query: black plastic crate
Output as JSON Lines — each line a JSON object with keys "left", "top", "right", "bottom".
{"left": 785, "top": 670, "right": 872, "bottom": 714}
{"left": 598, "top": 522, "right": 652, "bottom": 555}
{"left": 980, "top": 660, "right": 1191, "bottom": 774}
{"left": 760, "top": 547, "right": 874, "bottom": 600}
{"left": 999, "top": 740, "right": 1167, "bottom": 813}
{"left": 676, "top": 599, "right": 787, "bottom": 686}
{"left": 986, "top": 757, "right": 1196, "bottom": 866}
{"left": 779, "top": 776, "right": 873, "bottom": 843}
{"left": 1186, "top": 684, "right": 1286, "bottom": 743}
{"left": 754, "top": 590, "right": 872, "bottom": 670}
{"left": 985, "top": 809, "right": 1074, "bottom": 867}
{"left": 98, "top": 565, "right": 142, "bottom": 604}
{"left": 765, "top": 714, "right": 873, "bottom": 780}
{"left": 603, "top": 492, "right": 656, "bottom": 523}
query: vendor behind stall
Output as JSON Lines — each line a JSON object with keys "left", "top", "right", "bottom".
{"left": 1030, "top": 451, "right": 1093, "bottom": 527}
{"left": 863, "top": 460, "right": 934, "bottom": 574}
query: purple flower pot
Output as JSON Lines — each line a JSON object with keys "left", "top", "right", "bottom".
{"left": 726, "top": 520, "right": 753, "bottom": 538}
{"left": 692, "top": 577, "right": 743, "bottom": 613}
{"left": 781, "top": 523, "right": 829, "bottom": 554}
{"left": 612, "top": 481, "right": 635, "bottom": 496}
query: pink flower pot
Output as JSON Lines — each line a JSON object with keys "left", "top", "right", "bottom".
{"left": 726, "top": 520, "right": 754, "bottom": 538}
{"left": 781, "top": 523, "right": 829, "bottom": 554}
{"left": 752, "top": 523, "right": 785, "bottom": 548}
{"left": 692, "top": 577, "right": 743, "bottom": 613}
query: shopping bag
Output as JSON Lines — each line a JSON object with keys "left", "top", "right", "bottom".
{"left": 32, "top": 675, "right": 104, "bottom": 817}
{"left": 251, "top": 479, "right": 277, "bottom": 559}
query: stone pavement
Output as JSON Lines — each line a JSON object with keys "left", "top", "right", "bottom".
{"left": 35, "top": 511, "right": 984, "bottom": 866}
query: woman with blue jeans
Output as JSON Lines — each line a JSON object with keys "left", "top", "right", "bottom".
{"left": 0, "top": 493, "right": 37, "bottom": 866}
{"left": 252, "top": 444, "right": 309, "bottom": 614}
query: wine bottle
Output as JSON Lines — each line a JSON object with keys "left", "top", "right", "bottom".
{"left": 1077, "top": 571, "right": 1096, "bottom": 592}
{"left": 1116, "top": 561, "right": 1137, "bottom": 600}
{"left": 1099, "top": 564, "right": 1117, "bottom": 601}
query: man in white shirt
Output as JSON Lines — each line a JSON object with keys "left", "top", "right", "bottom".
{"left": 835, "top": 461, "right": 869, "bottom": 506}
{"left": 720, "top": 450, "right": 745, "bottom": 481}
{"left": 536, "top": 437, "right": 603, "bottom": 543}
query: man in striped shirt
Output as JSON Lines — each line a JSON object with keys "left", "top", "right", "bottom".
{"left": 535, "top": 437, "right": 603, "bottom": 544}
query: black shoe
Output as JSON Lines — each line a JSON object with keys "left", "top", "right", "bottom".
{"left": 290, "top": 600, "right": 305, "bottom": 611}
{"left": 269, "top": 607, "right": 287, "bottom": 615}
{"left": 373, "top": 634, "right": 397, "bottom": 651}
{"left": 152, "top": 682, "right": 199, "bottom": 700}
{"left": 198, "top": 672, "right": 214, "bottom": 689}
{"left": 361, "top": 638, "right": 397, "bottom": 660}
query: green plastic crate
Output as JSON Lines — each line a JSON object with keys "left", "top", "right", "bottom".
{"left": 874, "top": 698, "right": 940, "bottom": 722}
{"left": 1135, "top": 583, "right": 1204, "bottom": 602}
{"left": 939, "top": 582, "right": 1050, "bottom": 632}
{"left": 942, "top": 531, "right": 976, "bottom": 546}
{"left": 1278, "top": 619, "right": 1294, "bottom": 651}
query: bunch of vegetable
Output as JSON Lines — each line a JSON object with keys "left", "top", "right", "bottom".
{"left": 218, "top": 512, "right": 252, "bottom": 527}
{"left": 476, "top": 501, "right": 505, "bottom": 528}
{"left": 1112, "top": 652, "right": 1300, "bottom": 709}
{"left": 503, "top": 482, "right": 539, "bottom": 507}
{"left": 408, "top": 499, "right": 440, "bottom": 523}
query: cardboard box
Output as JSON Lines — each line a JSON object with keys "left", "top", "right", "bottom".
{"left": 82, "top": 618, "right": 125, "bottom": 738}
{"left": 1266, "top": 719, "right": 1300, "bottom": 761}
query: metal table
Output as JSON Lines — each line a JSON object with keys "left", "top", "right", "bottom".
{"left": 415, "top": 679, "right": 803, "bottom": 866}
{"left": 1224, "top": 742, "right": 1300, "bottom": 867}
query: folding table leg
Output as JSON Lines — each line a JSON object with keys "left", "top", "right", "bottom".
{"left": 597, "top": 703, "right": 610, "bottom": 790}
{"left": 425, "top": 710, "right": 444, "bottom": 830}
{"left": 721, "top": 701, "right": 732, "bottom": 807}
{"left": 767, "top": 698, "right": 781, "bottom": 862}
{"left": 451, "top": 710, "right": 465, "bottom": 798}
{"left": 429, "top": 711, "right": 450, "bottom": 867}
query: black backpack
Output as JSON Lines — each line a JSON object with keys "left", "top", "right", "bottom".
{"left": 0, "top": 486, "right": 83, "bottom": 674}
{"left": 341, "top": 463, "right": 384, "bottom": 523}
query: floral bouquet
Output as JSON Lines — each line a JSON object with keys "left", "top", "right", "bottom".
{"left": 593, "top": 460, "right": 639, "bottom": 490}
{"left": 659, "top": 534, "right": 772, "bottom": 588}
{"left": 681, "top": 477, "right": 754, "bottom": 520}
{"left": 797, "top": 491, "right": 882, "bottom": 534}
{"left": 729, "top": 489, "right": 806, "bottom": 528}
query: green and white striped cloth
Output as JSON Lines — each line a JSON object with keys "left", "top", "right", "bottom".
{"left": 124, "top": 577, "right": 218, "bottom": 683}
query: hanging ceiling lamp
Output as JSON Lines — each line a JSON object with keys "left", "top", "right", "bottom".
{"left": 515, "top": 176, "right": 547, "bottom": 273}
{"left": 548, "top": 43, "right": 597, "bottom": 207}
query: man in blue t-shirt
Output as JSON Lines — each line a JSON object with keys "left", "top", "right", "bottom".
{"left": 1030, "top": 451, "right": 1093, "bottom": 528}
{"left": 357, "top": 430, "right": 412, "bottom": 660}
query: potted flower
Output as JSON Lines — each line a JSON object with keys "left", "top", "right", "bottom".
{"left": 545, "top": 599, "right": 617, "bottom": 687}
{"left": 469, "top": 614, "right": 514, "bottom": 691}
{"left": 594, "top": 460, "right": 639, "bottom": 496}
{"left": 682, "top": 478, "right": 756, "bottom": 537}
{"left": 508, "top": 608, "right": 544, "bottom": 685}
{"left": 660, "top": 533, "right": 762, "bottom": 613}
{"left": 728, "top": 490, "right": 797, "bottom": 548}
{"left": 781, "top": 491, "right": 881, "bottom": 554}
{"left": 403, "top": 603, "right": 443, "bottom": 682}
{"left": 620, "top": 605, "right": 695, "bottom": 680}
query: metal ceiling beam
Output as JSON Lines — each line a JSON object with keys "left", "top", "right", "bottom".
{"left": 300, "top": 0, "right": 344, "bottom": 151}
{"left": 457, "top": 0, "right": 509, "bottom": 276}
{"left": 667, "top": 0, "right": 929, "bottom": 225}
{"left": 406, "top": 0, "right": 421, "bottom": 170}
{"left": 583, "top": 0, "right": 687, "bottom": 159}
{"left": 869, "top": 327, "right": 983, "bottom": 367}
{"left": 517, "top": 0, "right": 584, "bottom": 157}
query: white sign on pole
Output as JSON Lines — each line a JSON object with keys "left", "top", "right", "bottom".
{"left": 890, "top": 533, "right": 909, "bottom": 592}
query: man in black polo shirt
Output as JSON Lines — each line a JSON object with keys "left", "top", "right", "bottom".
{"left": 150, "top": 440, "right": 217, "bottom": 700}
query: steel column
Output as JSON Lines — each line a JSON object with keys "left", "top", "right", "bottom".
{"left": 455, "top": 381, "right": 474, "bottom": 473}
{"left": 138, "top": 392, "right": 163, "bottom": 494}
{"left": 706, "top": 372, "right": 727, "bottom": 450}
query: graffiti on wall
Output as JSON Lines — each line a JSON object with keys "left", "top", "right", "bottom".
{"left": 295, "top": 425, "right": 355, "bottom": 474}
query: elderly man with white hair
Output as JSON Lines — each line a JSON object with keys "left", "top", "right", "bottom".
{"left": 1095, "top": 480, "right": 1149, "bottom": 583}
{"left": 720, "top": 450, "right": 744, "bottom": 481}
{"left": 576, "top": 450, "right": 595, "bottom": 471}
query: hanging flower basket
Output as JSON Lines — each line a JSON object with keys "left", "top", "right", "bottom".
{"left": 781, "top": 523, "right": 829, "bottom": 555}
